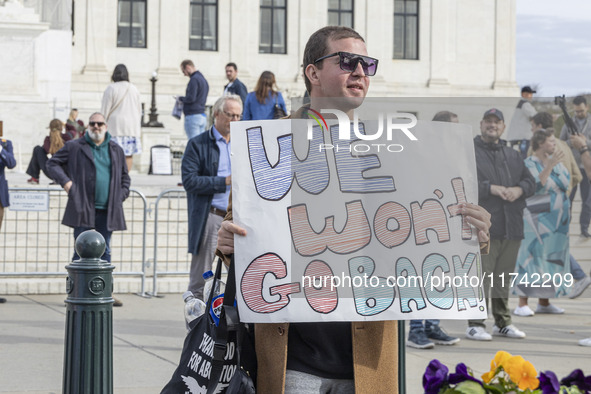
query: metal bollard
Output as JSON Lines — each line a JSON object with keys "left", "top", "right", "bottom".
{"left": 62, "top": 230, "right": 114, "bottom": 394}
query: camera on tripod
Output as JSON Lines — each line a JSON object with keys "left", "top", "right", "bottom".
{"left": 555, "top": 94, "right": 578, "bottom": 135}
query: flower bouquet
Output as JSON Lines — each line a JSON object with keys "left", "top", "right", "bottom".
{"left": 423, "top": 351, "right": 591, "bottom": 393}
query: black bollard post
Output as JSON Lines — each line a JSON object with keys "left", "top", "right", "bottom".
{"left": 63, "top": 230, "right": 114, "bottom": 394}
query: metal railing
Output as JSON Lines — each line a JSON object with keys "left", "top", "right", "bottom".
{"left": 149, "top": 189, "right": 190, "bottom": 296}
{"left": 1, "top": 187, "right": 150, "bottom": 296}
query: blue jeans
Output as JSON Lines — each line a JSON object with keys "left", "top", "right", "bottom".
{"left": 184, "top": 113, "right": 207, "bottom": 140}
{"left": 570, "top": 254, "right": 586, "bottom": 280}
{"left": 72, "top": 209, "right": 112, "bottom": 262}
{"left": 410, "top": 319, "right": 440, "bottom": 331}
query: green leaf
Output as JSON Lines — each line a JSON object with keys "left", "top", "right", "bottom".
{"left": 453, "top": 381, "right": 486, "bottom": 394}
{"left": 481, "top": 383, "right": 504, "bottom": 394}
{"left": 563, "top": 386, "right": 584, "bottom": 394}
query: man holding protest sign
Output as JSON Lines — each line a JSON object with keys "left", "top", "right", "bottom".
{"left": 216, "top": 26, "right": 492, "bottom": 394}
{"left": 466, "top": 109, "right": 535, "bottom": 341}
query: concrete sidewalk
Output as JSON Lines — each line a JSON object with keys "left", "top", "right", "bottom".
{"left": 0, "top": 294, "right": 185, "bottom": 394}
{"left": 1, "top": 292, "right": 590, "bottom": 393}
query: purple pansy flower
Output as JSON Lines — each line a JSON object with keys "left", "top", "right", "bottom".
{"left": 539, "top": 371, "right": 560, "bottom": 394}
{"left": 449, "top": 363, "right": 482, "bottom": 386}
{"left": 561, "top": 369, "right": 588, "bottom": 392}
{"left": 423, "top": 359, "right": 449, "bottom": 394}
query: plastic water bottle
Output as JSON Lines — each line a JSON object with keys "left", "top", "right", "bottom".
{"left": 183, "top": 291, "right": 206, "bottom": 330}
{"left": 202, "top": 270, "right": 215, "bottom": 301}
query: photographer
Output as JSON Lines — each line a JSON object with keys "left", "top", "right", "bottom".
{"left": 559, "top": 96, "right": 591, "bottom": 238}
{"left": 570, "top": 133, "right": 591, "bottom": 348}
{"left": 570, "top": 134, "right": 591, "bottom": 185}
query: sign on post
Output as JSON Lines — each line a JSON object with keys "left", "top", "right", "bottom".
{"left": 231, "top": 116, "right": 487, "bottom": 323}
{"left": 9, "top": 191, "right": 49, "bottom": 211}
{"left": 149, "top": 145, "right": 173, "bottom": 175}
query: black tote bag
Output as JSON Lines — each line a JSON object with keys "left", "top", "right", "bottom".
{"left": 161, "top": 256, "right": 256, "bottom": 394}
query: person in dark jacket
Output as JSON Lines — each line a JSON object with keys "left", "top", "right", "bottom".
{"left": 179, "top": 59, "right": 209, "bottom": 140}
{"left": 47, "top": 112, "right": 130, "bottom": 306}
{"left": 466, "top": 108, "right": 535, "bottom": 342}
{"left": 181, "top": 94, "right": 242, "bottom": 300}
{"left": 0, "top": 137, "right": 16, "bottom": 304}
{"left": 0, "top": 137, "right": 16, "bottom": 233}
{"left": 223, "top": 62, "right": 248, "bottom": 105}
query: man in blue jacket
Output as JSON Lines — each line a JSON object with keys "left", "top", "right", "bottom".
{"left": 1, "top": 137, "right": 17, "bottom": 302}
{"left": 180, "top": 59, "right": 210, "bottom": 140}
{"left": 223, "top": 62, "right": 248, "bottom": 105}
{"left": 0, "top": 137, "right": 16, "bottom": 234}
{"left": 181, "top": 94, "right": 242, "bottom": 300}
{"left": 47, "top": 113, "right": 130, "bottom": 306}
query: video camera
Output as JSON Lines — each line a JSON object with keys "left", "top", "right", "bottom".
{"left": 554, "top": 95, "right": 567, "bottom": 108}
{"left": 555, "top": 95, "right": 579, "bottom": 135}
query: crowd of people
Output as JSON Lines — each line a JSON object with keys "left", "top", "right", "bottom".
{"left": 1, "top": 24, "right": 590, "bottom": 391}
{"left": 177, "top": 60, "right": 591, "bottom": 355}
{"left": 408, "top": 91, "right": 591, "bottom": 350}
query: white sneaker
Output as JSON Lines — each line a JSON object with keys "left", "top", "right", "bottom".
{"left": 536, "top": 304, "right": 565, "bottom": 314}
{"left": 465, "top": 326, "right": 492, "bottom": 341}
{"left": 578, "top": 337, "right": 591, "bottom": 347}
{"left": 493, "top": 324, "right": 526, "bottom": 338}
{"left": 569, "top": 276, "right": 591, "bottom": 299}
{"left": 513, "top": 305, "right": 535, "bottom": 317}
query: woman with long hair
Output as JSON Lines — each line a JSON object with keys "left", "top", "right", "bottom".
{"left": 243, "top": 71, "right": 287, "bottom": 120}
{"left": 101, "top": 63, "right": 142, "bottom": 171}
{"left": 513, "top": 129, "right": 571, "bottom": 316}
{"left": 26, "top": 119, "right": 70, "bottom": 184}
{"left": 65, "top": 108, "right": 85, "bottom": 139}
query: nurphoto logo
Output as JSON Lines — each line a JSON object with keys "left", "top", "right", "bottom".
{"left": 307, "top": 108, "right": 419, "bottom": 153}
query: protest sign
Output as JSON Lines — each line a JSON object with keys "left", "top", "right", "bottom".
{"left": 231, "top": 115, "right": 487, "bottom": 323}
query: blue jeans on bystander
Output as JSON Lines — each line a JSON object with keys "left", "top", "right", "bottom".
{"left": 72, "top": 209, "right": 112, "bottom": 262}
{"left": 184, "top": 113, "right": 207, "bottom": 140}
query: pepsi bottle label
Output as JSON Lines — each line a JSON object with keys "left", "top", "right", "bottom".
{"left": 209, "top": 293, "right": 224, "bottom": 326}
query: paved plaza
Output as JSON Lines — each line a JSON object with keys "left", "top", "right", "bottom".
{"left": 1, "top": 171, "right": 591, "bottom": 393}
{"left": 1, "top": 291, "right": 590, "bottom": 393}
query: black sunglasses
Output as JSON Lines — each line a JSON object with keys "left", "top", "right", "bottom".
{"left": 313, "top": 51, "right": 379, "bottom": 76}
{"left": 89, "top": 121, "right": 105, "bottom": 127}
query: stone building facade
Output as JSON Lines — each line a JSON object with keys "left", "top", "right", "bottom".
{"left": 1, "top": 0, "right": 518, "bottom": 173}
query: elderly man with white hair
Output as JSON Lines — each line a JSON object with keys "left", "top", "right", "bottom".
{"left": 181, "top": 94, "right": 242, "bottom": 300}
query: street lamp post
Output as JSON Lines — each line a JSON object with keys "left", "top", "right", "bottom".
{"left": 146, "top": 71, "right": 163, "bottom": 128}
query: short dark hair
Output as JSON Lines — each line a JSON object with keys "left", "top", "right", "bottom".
{"left": 531, "top": 128, "right": 553, "bottom": 151}
{"left": 226, "top": 62, "right": 237, "bottom": 71}
{"left": 180, "top": 59, "right": 194, "bottom": 70}
{"left": 432, "top": 111, "right": 458, "bottom": 122}
{"left": 531, "top": 112, "right": 553, "bottom": 129}
{"left": 573, "top": 96, "right": 587, "bottom": 106}
{"left": 303, "top": 26, "right": 365, "bottom": 93}
{"left": 111, "top": 64, "right": 129, "bottom": 82}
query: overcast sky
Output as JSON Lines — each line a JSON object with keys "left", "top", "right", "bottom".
{"left": 516, "top": 0, "right": 591, "bottom": 97}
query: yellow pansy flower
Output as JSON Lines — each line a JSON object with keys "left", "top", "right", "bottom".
{"left": 505, "top": 355, "right": 540, "bottom": 390}
{"left": 481, "top": 351, "right": 513, "bottom": 383}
